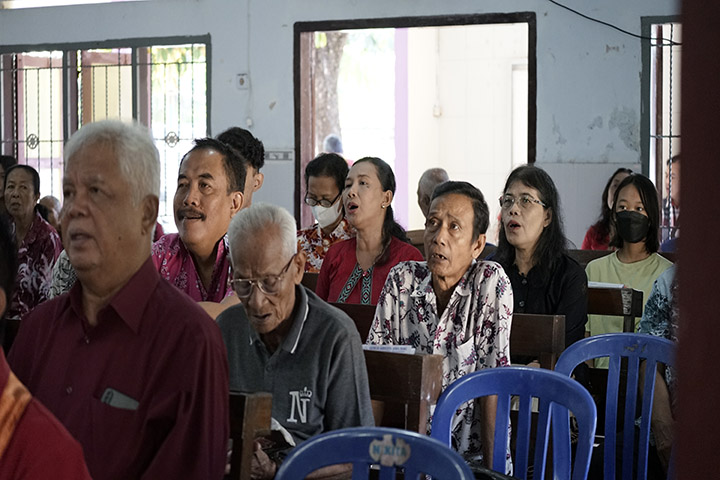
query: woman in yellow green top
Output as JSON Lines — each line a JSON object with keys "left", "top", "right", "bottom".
{"left": 585, "top": 174, "right": 673, "bottom": 367}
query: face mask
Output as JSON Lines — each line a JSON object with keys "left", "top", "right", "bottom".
{"left": 311, "top": 200, "right": 343, "bottom": 229}
{"left": 616, "top": 210, "right": 650, "bottom": 244}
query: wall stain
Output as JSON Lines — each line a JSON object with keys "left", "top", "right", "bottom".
{"left": 588, "top": 116, "right": 603, "bottom": 130}
{"left": 606, "top": 45, "right": 620, "bottom": 53}
{"left": 609, "top": 107, "right": 639, "bottom": 152}
{"left": 552, "top": 116, "right": 567, "bottom": 145}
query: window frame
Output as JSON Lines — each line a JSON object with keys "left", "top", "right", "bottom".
{"left": 293, "top": 13, "right": 537, "bottom": 222}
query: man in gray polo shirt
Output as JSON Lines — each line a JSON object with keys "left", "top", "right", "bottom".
{"left": 217, "top": 202, "right": 374, "bottom": 479}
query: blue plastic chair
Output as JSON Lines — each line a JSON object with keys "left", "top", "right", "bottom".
{"left": 554, "top": 333, "right": 675, "bottom": 480}
{"left": 274, "top": 426, "right": 475, "bottom": 480}
{"left": 430, "top": 366, "right": 597, "bottom": 480}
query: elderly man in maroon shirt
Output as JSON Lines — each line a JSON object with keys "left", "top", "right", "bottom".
{"left": 8, "top": 120, "right": 229, "bottom": 480}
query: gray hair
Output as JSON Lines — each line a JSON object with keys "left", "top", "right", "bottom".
{"left": 63, "top": 120, "right": 160, "bottom": 204}
{"left": 419, "top": 168, "right": 450, "bottom": 194}
{"left": 228, "top": 202, "right": 298, "bottom": 261}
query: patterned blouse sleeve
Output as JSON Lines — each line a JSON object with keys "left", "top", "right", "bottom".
{"left": 366, "top": 264, "right": 403, "bottom": 345}
{"left": 638, "top": 277, "right": 672, "bottom": 338}
{"left": 477, "top": 262, "right": 513, "bottom": 368}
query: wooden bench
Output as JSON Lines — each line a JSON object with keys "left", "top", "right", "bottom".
{"left": 406, "top": 229, "right": 497, "bottom": 260}
{"left": 568, "top": 249, "right": 677, "bottom": 268}
{"left": 587, "top": 286, "right": 643, "bottom": 333}
{"left": 228, "top": 391, "right": 272, "bottom": 480}
{"left": 510, "top": 313, "right": 566, "bottom": 370}
{"left": 300, "top": 271, "right": 319, "bottom": 292}
{"left": 363, "top": 350, "right": 443, "bottom": 433}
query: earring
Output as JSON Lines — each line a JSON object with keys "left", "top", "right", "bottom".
{"left": 381, "top": 204, "right": 387, "bottom": 209}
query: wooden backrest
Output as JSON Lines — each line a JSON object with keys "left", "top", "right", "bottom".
{"left": 587, "top": 287, "right": 644, "bottom": 333}
{"left": 363, "top": 350, "right": 443, "bottom": 433}
{"left": 330, "top": 302, "right": 376, "bottom": 340}
{"left": 228, "top": 392, "right": 272, "bottom": 480}
{"left": 567, "top": 249, "right": 612, "bottom": 267}
{"left": 568, "top": 249, "right": 676, "bottom": 268}
{"left": 406, "top": 229, "right": 498, "bottom": 261}
{"left": 510, "top": 313, "right": 566, "bottom": 370}
{"left": 300, "top": 272, "right": 319, "bottom": 292}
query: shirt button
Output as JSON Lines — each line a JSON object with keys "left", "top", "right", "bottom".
{"left": 84, "top": 336, "right": 90, "bottom": 344}
{"left": 66, "top": 386, "right": 73, "bottom": 395}
{"left": 519, "top": 300, "right": 525, "bottom": 308}
{"left": 322, "top": 239, "right": 329, "bottom": 245}
{"left": 521, "top": 278, "right": 528, "bottom": 285}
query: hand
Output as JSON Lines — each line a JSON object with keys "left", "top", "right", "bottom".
{"left": 250, "top": 440, "right": 278, "bottom": 480}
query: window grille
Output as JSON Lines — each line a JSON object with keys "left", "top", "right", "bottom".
{"left": 649, "top": 22, "right": 681, "bottom": 241}
{"left": 0, "top": 41, "right": 208, "bottom": 231}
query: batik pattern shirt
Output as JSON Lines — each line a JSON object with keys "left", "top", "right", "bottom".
{"left": 638, "top": 265, "right": 678, "bottom": 409}
{"left": 367, "top": 260, "right": 513, "bottom": 470}
{"left": 152, "top": 234, "right": 233, "bottom": 302}
{"left": 7, "top": 212, "right": 62, "bottom": 320}
{"left": 297, "top": 218, "right": 355, "bottom": 273}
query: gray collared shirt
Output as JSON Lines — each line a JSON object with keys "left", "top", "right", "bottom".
{"left": 217, "top": 285, "right": 374, "bottom": 444}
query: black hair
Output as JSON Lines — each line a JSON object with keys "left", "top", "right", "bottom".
{"left": 590, "top": 167, "right": 634, "bottom": 241}
{"left": 216, "top": 127, "right": 265, "bottom": 172}
{"left": 0, "top": 155, "right": 17, "bottom": 173}
{"left": 0, "top": 215, "right": 17, "bottom": 317}
{"left": 4, "top": 164, "right": 40, "bottom": 196}
{"left": 495, "top": 165, "right": 568, "bottom": 280}
{"left": 352, "top": 157, "right": 410, "bottom": 253}
{"left": 305, "top": 153, "right": 349, "bottom": 194}
{"left": 431, "top": 181, "right": 489, "bottom": 242}
{"left": 609, "top": 174, "right": 661, "bottom": 253}
{"left": 35, "top": 203, "right": 50, "bottom": 222}
{"left": 183, "top": 137, "right": 248, "bottom": 194}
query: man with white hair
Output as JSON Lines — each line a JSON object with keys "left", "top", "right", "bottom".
{"left": 417, "top": 167, "right": 450, "bottom": 218}
{"left": 217, "top": 202, "right": 373, "bottom": 479}
{"left": 8, "top": 120, "right": 229, "bottom": 480}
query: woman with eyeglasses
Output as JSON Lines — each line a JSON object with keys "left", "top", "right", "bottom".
{"left": 493, "top": 165, "right": 588, "bottom": 358}
{"left": 297, "top": 153, "right": 355, "bottom": 273}
{"left": 316, "top": 157, "right": 423, "bottom": 305}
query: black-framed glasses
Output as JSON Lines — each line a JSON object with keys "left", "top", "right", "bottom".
{"left": 499, "top": 194, "right": 547, "bottom": 210}
{"left": 304, "top": 191, "right": 342, "bottom": 208}
{"left": 231, "top": 254, "right": 296, "bottom": 298}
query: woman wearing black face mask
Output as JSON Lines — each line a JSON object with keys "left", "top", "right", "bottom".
{"left": 585, "top": 174, "right": 674, "bottom": 367}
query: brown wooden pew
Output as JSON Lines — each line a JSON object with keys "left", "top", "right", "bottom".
{"left": 300, "top": 271, "right": 319, "bottom": 292}
{"left": 228, "top": 391, "right": 272, "bottom": 480}
{"left": 363, "top": 349, "right": 443, "bottom": 433}
{"left": 587, "top": 286, "right": 643, "bottom": 333}
{"left": 568, "top": 248, "right": 676, "bottom": 268}
{"left": 510, "top": 313, "right": 565, "bottom": 370}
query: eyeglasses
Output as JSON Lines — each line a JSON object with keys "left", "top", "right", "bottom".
{"left": 304, "top": 192, "right": 341, "bottom": 208}
{"left": 499, "top": 194, "right": 547, "bottom": 210}
{"left": 231, "top": 254, "right": 296, "bottom": 298}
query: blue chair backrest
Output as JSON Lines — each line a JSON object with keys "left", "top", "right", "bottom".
{"left": 275, "top": 426, "right": 475, "bottom": 480}
{"left": 430, "top": 366, "right": 597, "bottom": 480}
{"left": 554, "top": 333, "right": 675, "bottom": 480}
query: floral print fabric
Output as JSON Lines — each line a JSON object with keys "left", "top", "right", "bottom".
{"left": 367, "top": 260, "right": 513, "bottom": 469}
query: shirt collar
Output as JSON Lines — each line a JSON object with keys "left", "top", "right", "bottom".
{"left": 69, "top": 257, "right": 160, "bottom": 334}
{"left": 247, "top": 285, "right": 310, "bottom": 355}
{"left": 410, "top": 260, "right": 476, "bottom": 300}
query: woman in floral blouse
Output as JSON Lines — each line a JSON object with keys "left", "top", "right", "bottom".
{"left": 297, "top": 153, "right": 354, "bottom": 273}
{"left": 3, "top": 165, "right": 61, "bottom": 320}
{"left": 367, "top": 181, "right": 512, "bottom": 474}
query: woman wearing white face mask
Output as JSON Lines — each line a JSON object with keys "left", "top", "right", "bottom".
{"left": 297, "top": 153, "right": 355, "bottom": 272}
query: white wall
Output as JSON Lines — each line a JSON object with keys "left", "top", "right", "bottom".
{"left": 0, "top": 0, "right": 680, "bottom": 245}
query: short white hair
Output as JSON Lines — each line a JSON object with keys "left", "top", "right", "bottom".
{"left": 228, "top": 203, "right": 298, "bottom": 261}
{"left": 63, "top": 120, "right": 160, "bottom": 204}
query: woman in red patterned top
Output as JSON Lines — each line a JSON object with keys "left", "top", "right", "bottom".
{"left": 316, "top": 157, "right": 423, "bottom": 305}
{"left": 297, "top": 153, "right": 354, "bottom": 273}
